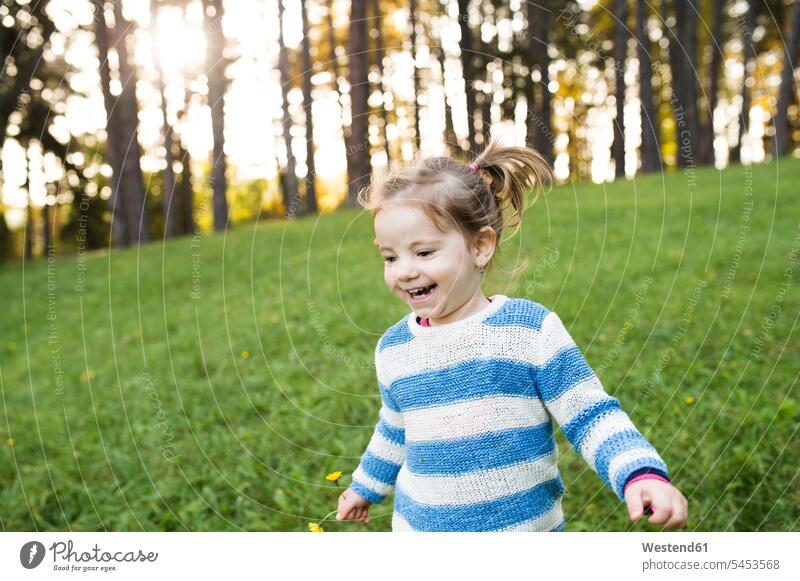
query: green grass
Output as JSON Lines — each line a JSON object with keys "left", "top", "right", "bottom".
{"left": 1, "top": 159, "right": 799, "bottom": 531}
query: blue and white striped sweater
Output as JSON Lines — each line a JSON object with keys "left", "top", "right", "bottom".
{"left": 351, "top": 295, "right": 669, "bottom": 532}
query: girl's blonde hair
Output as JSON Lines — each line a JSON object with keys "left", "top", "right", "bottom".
{"left": 358, "top": 138, "right": 555, "bottom": 278}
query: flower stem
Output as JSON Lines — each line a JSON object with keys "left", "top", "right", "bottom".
{"left": 318, "top": 509, "right": 338, "bottom": 524}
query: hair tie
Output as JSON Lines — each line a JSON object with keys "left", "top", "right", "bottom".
{"left": 469, "top": 162, "right": 479, "bottom": 173}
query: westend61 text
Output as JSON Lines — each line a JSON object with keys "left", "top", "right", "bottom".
{"left": 642, "top": 542, "right": 708, "bottom": 553}
{"left": 49, "top": 541, "right": 158, "bottom": 563}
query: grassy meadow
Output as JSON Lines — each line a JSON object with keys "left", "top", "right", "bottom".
{"left": 1, "top": 158, "right": 799, "bottom": 531}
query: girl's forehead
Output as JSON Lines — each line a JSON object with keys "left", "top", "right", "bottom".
{"left": 373, "top": 207, "right": 465, "bottom": 249}
{"left": 375, "top": 206, "right": 447, "bottom": 237}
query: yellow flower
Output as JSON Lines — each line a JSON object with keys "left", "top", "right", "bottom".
{"left": 308, "top": 523, "right": 324, "bottom": 532}
{"left": 6, "top": 438, "right": 15, "bottom": 447}
{"left": 270, "top": 315, "right": 279, "bottom": 323}
{"left": 325, "top": 471, "right": 343, "bottom": 483}
{"left": 684, "top": 395, "right": 696, "bottom": 405}
{"left": 80, "top": 370, "right": 95, "bottom": 382}
{"left": 132, "top": 329, "right": 141, "bottom": 338}
{"left": 240, "top": 351, "right": 250, "bottom": 359}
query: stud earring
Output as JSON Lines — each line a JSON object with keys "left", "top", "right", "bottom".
{"left": 479, "top": 266, "right": 486, "bottom": 274}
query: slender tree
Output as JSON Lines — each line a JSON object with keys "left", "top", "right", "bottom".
{"left": 171, "top": 78, "right": 195, "bottom": 235}
{"left": 203, "top": 0, "right": 230, "bottom": 230}
{"left": 667, "top": 0, "right": 700, "bottom": 167}
{"left": 636, "top": 0, "right": 660, "bottom": 173}
{"left": 457, "top": 0, "right": 479, "bottom": 154}
{"left": 277, "top": 0, "right": 300, "bottom": 216}
{"left": 42, "top": 195, "right": 52, "bottom": 254}
{"left": 775, "top": 0, "right": 800, "bottom": 157}
{"left": 152, "top": 2, "right": 179, "bottom": 238}
{"left": 112, "top": 0, "right": 151, "bottom": 244}
{"left": 94, "top": 0, "right": 127, "bottom": 246}
{"left": 326, "top": 0, "right": 346, "bottom": 134}
{"left": 526, "top": 0, "right": 554, "bottom": 165}
{"left": 300, "top": 0, "right": 318, "bottom": 214}
{"left": 370, "top": 0, "right": 392, "bottom": 163}
{"left": 731, "top": 0, "right": 756, "bottom": 163}
{"left": 0, "top": 212, "right": 12, "bottom": 262}
{"left": 94, "top": 0, "right": 151, "bottom": 246}
{"left": 346, "top": 0, "right": 370, "bottom": 206}
{"left": 612, "top": 0, "right": 628, "bottom": 178}
{"left": 700, "top": 0, "right": 724, "bottom": 166}
{"left": 435, "top": 44, "right": 459, "bottom": 150}
{"left": 477, "top": 3, "right": 494, "bottom": 146}
{"left": 410, "top": 0, "right": 422, "bottom": 151}
{"left": 23, "top": 147, "right": 34, "bottom": 260}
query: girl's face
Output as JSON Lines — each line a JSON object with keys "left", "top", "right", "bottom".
{"left": 373, "top": 203, "right": 492, "bottom": 325}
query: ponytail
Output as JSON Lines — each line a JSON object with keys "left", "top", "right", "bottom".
{"left": 472, "top": 140, "right": 554, "bottom": 241}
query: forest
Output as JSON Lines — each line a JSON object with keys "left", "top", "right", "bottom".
{"left": 1, "top": 0, "right": 799, "bottom": 260}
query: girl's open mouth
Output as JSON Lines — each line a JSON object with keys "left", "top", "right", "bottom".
{"left": 407, "top": 284, "right": 437, "bottom": 303}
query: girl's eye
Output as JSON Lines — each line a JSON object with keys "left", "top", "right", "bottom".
{"left": 383, "top": 256, "right": 396, "bottom": 263}
{"left": 418, "top": 250, "right": 435, "bottom": 257}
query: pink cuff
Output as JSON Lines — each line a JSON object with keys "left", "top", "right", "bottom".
{"left": 624, "top": 473, "right": 671, "bottom": 494}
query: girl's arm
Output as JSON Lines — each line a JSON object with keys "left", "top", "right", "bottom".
{"left": 534, "top": 310, "right": 670, "bottom": 501}
{"left": 349, "top": 357, "right": 406, "bottom": 505}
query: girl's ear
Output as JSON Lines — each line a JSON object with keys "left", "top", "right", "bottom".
{"left": 474, "top": 226, "right": 497, "bottom": 266}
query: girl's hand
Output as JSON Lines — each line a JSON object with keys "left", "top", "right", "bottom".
{"left": 624, "top": 479, "right": 688, "bottom": 528}
{"left": 336, "top": 487, "right": 372, "bottom": 524}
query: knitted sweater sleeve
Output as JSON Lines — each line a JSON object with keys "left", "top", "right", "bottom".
{"left": 535, "top": 310, "right": 669, "bottom": 500}
{"left": 349, "top": 346, "right": 406, "bottom": 505}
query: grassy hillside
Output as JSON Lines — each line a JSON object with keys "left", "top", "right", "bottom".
{"left": 1, "top": 159, "right": 799, "bottom": 531}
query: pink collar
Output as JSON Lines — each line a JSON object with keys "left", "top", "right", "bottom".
{"left": 418, "top": 297, "right": 493, "bottom": 327}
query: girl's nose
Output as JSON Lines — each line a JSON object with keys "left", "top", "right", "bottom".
{"left": 396, "top": 258, "right": 420, "bottom": 280}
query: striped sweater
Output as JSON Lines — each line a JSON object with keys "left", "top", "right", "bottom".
{"left": 350, "top": 294, "right": 669, "bottom": 532}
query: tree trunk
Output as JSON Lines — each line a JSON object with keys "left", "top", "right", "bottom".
{"left": 153, "top": 13, "right": 179, "bottom": 238}
{"left": 527, "top": 1, "right": 554, "bottom": 165}
{"left": 731, "top": 0, "right": 755, "bottom": 164}
{"left": 478, "top": 3, "right": 494, "bottom": 147}
{"left": 24, "top": 148, "right": 34, "bottom": 260}
{"left": 327, "top": 0, "right": 347, "bottom": 142}
{"left": 277, "top": 0, "right": 300, "bottom": 217}
{"left": 775, "top": 0, "right": 800, "bottom": 157}
{"left": 203, "top": 0, "right": 230, "bottom": 231}
{"left": 346, "top": 0, "right": 370, "bottom": 207}
{"left": 612, "top": 0, "right": 628, "bottom": 179}
{"left": 370, "top": 0, "right": 392, "bottom": 164}
{"left": 699, "top": 0, "right": 723, "bottom": 166}
{"left": 111, "top": 0, "right": 150, "bottom": 244}
{"left": 42, "top": 201, "right": 51, "bottom": 254}
{"left": 94, "top": 1, "right": 129, "bottom": 247}
{"left": 179, "top": 146, "right": 195, "bottom": 235}
{"left": 668, "top": 0, "right": 700, "bottom": 168}
{"left": 636, "top": 0, "right": 660, "bottom": 173}
{"left": 0, "top": 212, "right": 13, "bottom": 262}
{"left": 409, "top": 0, "right": 421, "bottom": 152}
{"left": 300, "top": 0, "right": 318, "bottom": 214}
{"left": 457, "top": 0, "right": 478, "bottom": 154}
{"left": 177, "top": 76, "right": 195, "bottom": 234}
{"left": 436, "top": 45, "right": 459, "bottom": 150}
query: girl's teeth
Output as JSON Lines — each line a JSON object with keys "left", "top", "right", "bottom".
{"left": 410, "top": 285, "right": 435, "bottom": 298}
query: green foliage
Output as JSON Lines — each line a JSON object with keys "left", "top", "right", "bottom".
{"left": 60, "top": 194, "right": 111, "bottom": 251}
{"left": 0, "top": 159, "right": 798, "bottom": 531}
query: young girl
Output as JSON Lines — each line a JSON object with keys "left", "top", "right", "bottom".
{"left": 335, "top": 140, "right": 688, "bottom": 532}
